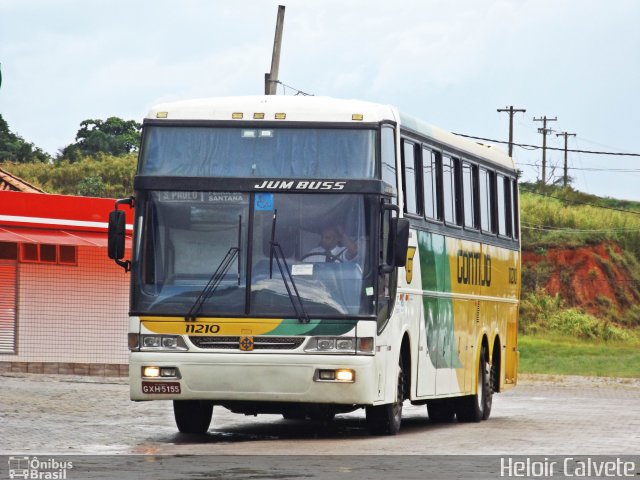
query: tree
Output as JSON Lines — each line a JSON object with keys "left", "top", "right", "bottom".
{"left": 1, "top": 153, "right": 136, "bottom": 197}
{"left": 0, "top": 113, "right": 50, "bottom": 163}
{"left": 60, "top": 116, "right": 142, "bottom": 161}
{"left": 77, "top": 176, "right": 106, "bottom": 197}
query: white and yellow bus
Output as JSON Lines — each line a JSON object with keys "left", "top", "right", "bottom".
{"left": 108, "top": 95, "right": 519, "bottom": 435}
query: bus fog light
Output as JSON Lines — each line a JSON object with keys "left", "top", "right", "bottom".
{"left": 335, "top": 369, "right": 355, "bottom": 382}
{"left": 143, "top": 366, "right": 160, "bottom": 378}
{"left": 160, "top": 367, "right": 178, "bottom": 377}
{"left": 318, "top": 370, "right": 335, "bottom": 380}
{"left": 316, "top": 369, "right": 355, "bottom": 383}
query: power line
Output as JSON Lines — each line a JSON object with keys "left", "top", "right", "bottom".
{"left": 518, "top": 162, "right": 640, "bottom": 172}
{"left": 274, "top": 80, "right": 313, "bottom": 96}
{"left": 452, "top": 132, "right": 640, "bottom": 157}
{"left": 521, "top": 222, "right": 640, "bottom": 233}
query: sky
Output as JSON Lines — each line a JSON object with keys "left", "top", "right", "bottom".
{"left": 1, "top": 0, "right": 639, "bottom": 200}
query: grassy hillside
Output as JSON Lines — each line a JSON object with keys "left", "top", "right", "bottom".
{"left": 519, "top": 183, "right": 640, "bottom": 348}
{"left": 520, "top": 183, "right": 640, "bottom": 257}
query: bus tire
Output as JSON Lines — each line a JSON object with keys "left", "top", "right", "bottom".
{"left": 307, "top": 406, "right": 336, "bottom": 423}
{"left": 282, "top": 405, "right": 306, "bottom": 420}
{"left": 456, "top": 345, "right": 492, "bottom": 423}
{"left": 173, "top": 400, "right": 213, "bottom": 434}
{"left": 426, "top": 399, "right": 456, "bottom": 423}
{"left": 365, "top": 362, "right": 404, "bottom": 435}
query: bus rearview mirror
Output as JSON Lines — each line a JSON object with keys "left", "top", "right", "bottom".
{"left": 108, "top": 210, "right": 126, "bottom": 260}
{"left": 388, "top": 218, "right": 409, "bottom": 268}
{"left": 393, "top": 218, "right": 410, "bottom": 267}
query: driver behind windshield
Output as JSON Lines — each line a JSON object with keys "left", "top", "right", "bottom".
{"left": 303, "top": 225, "right": 358, "bottom": 263}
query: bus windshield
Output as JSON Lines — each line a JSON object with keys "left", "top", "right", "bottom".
{"left": 138, "top": 127, "right": 377, "bottom": 178}
{"left": 132, "top": 191, "right": 378, "bottom": 318}
{"left": 138, "top": 126, "right": 376, "bottom": 179}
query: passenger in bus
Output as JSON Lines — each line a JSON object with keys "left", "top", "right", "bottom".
{"left": 302, "top": 225, "right": 359, "bottom": 263}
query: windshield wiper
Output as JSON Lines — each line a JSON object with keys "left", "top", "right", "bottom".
{"left": 186, "top": 215, "right": 242, "bottom": 321}
{"left": 269, "top": 209, "right": 310, "bottom": 324}
{"left": 185, "top": 247, "right": 239, "bottom": 321}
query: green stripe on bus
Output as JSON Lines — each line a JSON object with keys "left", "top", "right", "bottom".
{"left": 417, "top": 231, "right": 462, "bottom": 369}
{"left": 268, "top": 318, "right": 357, "bottom": 336}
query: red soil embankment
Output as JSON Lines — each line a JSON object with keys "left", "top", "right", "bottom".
{"left": 522, "top": 242, "right": 638, "bottom": 316}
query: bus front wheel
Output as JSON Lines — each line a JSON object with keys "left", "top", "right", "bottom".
{"left": 365, "top": 362, "right": 404, "bottom": 435}
{"left": 456, "top": 345, "right": 492, "bottom": 422}
{"left": 173, "top": 400, "right": 214, "bottom": 434}
{"left": 426, "top": 399, "right": 456, "bottom": 423}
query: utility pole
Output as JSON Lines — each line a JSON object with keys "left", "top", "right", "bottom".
{"left": 497, "top": 106, "right": 526, "bottom": 157}
{"left": 556, "top": 131, "right": 576, "bottom": 187}
{"left": 265, "top": 5, "right": 286, "bottom": 95}
{"left": 533, "top": 115, "right": 557, "bottom": 184}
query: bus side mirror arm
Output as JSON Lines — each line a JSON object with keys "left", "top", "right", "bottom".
{"left": 108, "top": 197, "right": 134, "bottom": 273}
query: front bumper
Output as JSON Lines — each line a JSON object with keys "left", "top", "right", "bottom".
{"left": 130, "top": 351, "right": 379, "bottom": 405}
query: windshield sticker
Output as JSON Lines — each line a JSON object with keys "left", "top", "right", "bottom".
{"left": 255, "top": 193, "right": 274, "bottom": 211}
{"left": 291, "top": 263, "right": 313, "bottom": 276}
{"left": 207, "top": 192, "right": 246, "bottom": 203}
{"left": 158, "top": 192, "right": 246, "bottom": 203}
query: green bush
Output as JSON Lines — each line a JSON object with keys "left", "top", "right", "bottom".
{"left": 519, "top": 290, "right": 631, "bottom": 342}
{"left": 1, "top": 153, "right": 136, "bottom": 198}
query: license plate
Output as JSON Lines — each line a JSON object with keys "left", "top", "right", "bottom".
{"left": 142, "top": 382, "right": 181, "bottom": 394}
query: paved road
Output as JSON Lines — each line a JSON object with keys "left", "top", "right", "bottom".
{"left": 2, "top": 372, "right": 639, "bottom": 456}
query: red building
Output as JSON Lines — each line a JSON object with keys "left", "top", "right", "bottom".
{"left": 0, "top": 184, "right": 133, "bottom": 376}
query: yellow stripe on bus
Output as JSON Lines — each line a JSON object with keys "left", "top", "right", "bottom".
{"left": 140, "top": 317, "right": 285, "bottom": 336}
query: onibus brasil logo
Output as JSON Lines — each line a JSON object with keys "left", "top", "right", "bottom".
{"left": 7, "top": 457, "right": 73, "bottom": 479}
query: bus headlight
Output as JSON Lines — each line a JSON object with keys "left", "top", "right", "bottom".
{"left": 137, "top": 335, "right": 188, "bottom": 351}
{"left": 305, "top": 337, "right": 374, "bottom": 355}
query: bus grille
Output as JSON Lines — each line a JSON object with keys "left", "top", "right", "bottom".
{"left": 189, "top": 336, "right": 305, "bottom": 350}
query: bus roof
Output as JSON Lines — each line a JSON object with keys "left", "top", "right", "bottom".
{"left": 398, "top": 112, "right": 516, "bottom": 170}
{"left": 146, "top": 95, "right": 516, "bottom": 170}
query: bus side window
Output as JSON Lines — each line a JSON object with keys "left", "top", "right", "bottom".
{"left": 442, "top": 155, "right": 461, "bottom": 226}
{"left": 479, "top": 168, "right": 495, "bottom": 233}
{"left": 512, "top": 178, "right": 520, "bottom": 240}
{"left": 423, "top": 147, "right": 441, "bottom": 221}
{"left": 381, "top": 125, "right": 397, "bottom": 192}
{"left": 504, "top": 175, "right": 513, "bottom": 237}
{"left": 462, "top": 161, "right": 479, "bottom": 229}
{"left": 497, "top": 173, "right": 511, "bottom": 237}
{"left": 401, "top": 139, "right": 420, "bottom": 215}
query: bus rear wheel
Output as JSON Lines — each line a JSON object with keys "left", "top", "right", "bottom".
{"left": 365, "top": 362, "right": 404, "bottom": 435}
{"left": 173, "top": 400, "right": 214, "bottom": 434}
{"left": 456, "top": 345, "right": 492, "bottom": 423}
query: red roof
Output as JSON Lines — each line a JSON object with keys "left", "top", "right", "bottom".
{"left": 0, "top": 167, "right": 45, "bottom": 193}
{"left": 0, "top": 191, "right": 134, "bottom": 247}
